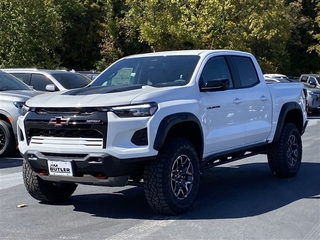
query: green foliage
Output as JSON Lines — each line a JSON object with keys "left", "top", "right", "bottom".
{"left": 98, "top": 0, "right": 149, "bottom": 69}
{"left": 0, "top": 0, "right": 63, "bottom": 68}
{"left": 308, "top": 1, "right": 320, "bottom": 57}
{"left": 124, "top": 0, "right": 298, "bottom": 73}
{"left": 53, "top": 0, "right": 107, "bottom": 70}
{"left": 0, "top": 0, "right": 318, "bottom": 73}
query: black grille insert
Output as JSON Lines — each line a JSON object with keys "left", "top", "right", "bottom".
{"left": 28, "top": 129, "right": 102, "bottom": 138}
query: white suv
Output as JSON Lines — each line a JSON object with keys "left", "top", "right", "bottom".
{"left": 1, "top": 68, "right": 91, "bottom": 92}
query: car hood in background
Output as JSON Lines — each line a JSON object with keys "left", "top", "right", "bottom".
{"left": 0, "top": 90, "right": 44, "bottom": 100}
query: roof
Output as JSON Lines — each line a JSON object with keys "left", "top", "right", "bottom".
{"left": 1, "top": 68, "right": 70, "bottom": 74}
{"left": 124, "top": 49, "right": 253, "bottom": 59}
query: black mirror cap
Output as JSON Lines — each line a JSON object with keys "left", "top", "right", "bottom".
{"left": 200, "top": 78, "right": 229, "bottom": 92}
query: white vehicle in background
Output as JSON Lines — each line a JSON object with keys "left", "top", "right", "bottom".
{"left": 264, "top": 73, "right": 290, "bottom": 81}
{"left": 0, "top": 71, "right": 43, "bottom": 156}
{"left": 1, "top": 68, "right": 91, "bottom": 92}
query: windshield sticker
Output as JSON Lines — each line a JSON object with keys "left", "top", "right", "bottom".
{"left": 111, "top": 68, "right": 133, "bottom": 85}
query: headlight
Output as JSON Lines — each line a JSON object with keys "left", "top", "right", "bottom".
{"left": 13, "top": 102, "right": 30, "bottom": 116}
{"left": 21, "top": 105, "right": 30, "bottom": 116}
{"left": 13, "top": 101, "right": 25, "bottom": 109}
{"left": 110, "top": 102, "right": 158, "bottom": 117}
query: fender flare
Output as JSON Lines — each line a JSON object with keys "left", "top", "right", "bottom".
{"left": 273, "top": 102, "right": 303, "bottom": 142}
{"left": 153, "top": 112, "right": 203, "bottom": 151}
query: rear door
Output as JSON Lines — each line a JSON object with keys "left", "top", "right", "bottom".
{"left": 230, "top": 56, "right": 272, "bottom": 145}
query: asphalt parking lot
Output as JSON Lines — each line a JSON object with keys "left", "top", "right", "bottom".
{"left": 0, "top": 117, "right": 319, "bottom": 240}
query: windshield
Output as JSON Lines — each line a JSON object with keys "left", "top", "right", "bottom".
{"left": 0, "top": 72, "right": 32, "bottom": 91}
{"left": 51, "top": 72, "right": 91, "bottom": 89}
{"left": 316, "top": 77, "right": 320, "bottom": 85}
{"left": 91, "top": 55, "right": 200, "bottom": 87}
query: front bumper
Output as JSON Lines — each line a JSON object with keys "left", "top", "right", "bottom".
{"left": 23, "top": 150, "right": 155, "bottom": 186}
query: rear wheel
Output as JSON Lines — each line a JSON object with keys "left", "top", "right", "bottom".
{"left": 0, "top": 120, "right": 16, "bottom": 157}
{"left": 144, "top": 138, "right": 200, "bottom": 215}
{"left": 22, "top": 160, "right": 77, "bottom": 202}
{"left": 267, "top": 123, "right": 302, "bottom": 178}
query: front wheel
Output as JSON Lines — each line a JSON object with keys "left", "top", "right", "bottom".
{"left": 267, "top": 123, "right": 302, "bottom": 178}
{"left": 22, "top": 160, "right": 77, "bottom": 202}
{"left": 0, "top": 120, "right": 16, "bottom": 157}
{"left": 144, "top": 138, "right": 200, "bottom": 215}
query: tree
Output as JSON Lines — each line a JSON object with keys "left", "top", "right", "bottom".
{"left": 286, "top": 0, "right": 320, "bottom": 75}
{"left": 124, "top": 0, "right": 298, "bottom": 73}
{"left": 0, "top": 0, "right": 63, "bottom": 68}
{"left": 53, "top": 0, "right": 107, "bottom": 70}
{"left": 97, "top": 0, "right": 149, "bottom": 70}
{"left": 308, "top": 1, "right": 320, "bottom": 57}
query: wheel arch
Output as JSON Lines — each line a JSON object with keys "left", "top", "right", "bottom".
{"left": 273, "top": 102, "right": 304, "bottom": 142}
{"left": 0, "top": 113, "right": 11, "bottom": 124}
{"left": 153, "top": 113, "right": 203, "bottom": 160}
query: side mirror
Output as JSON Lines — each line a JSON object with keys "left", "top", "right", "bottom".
{"left": 45, "top": 84, "right": 57, "bottom": 92}
{"left": 309, "top": 79, "right": 317, "bottom": 86}
{"left": 200, "top": 78, "right": 229, "bottom": 92}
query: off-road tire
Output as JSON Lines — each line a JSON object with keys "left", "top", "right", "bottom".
{"left": 144, "top": 138, "right": 200, "bottom": 215}
{"left": 0, "top": 120, "right": 16, "bottom": 157}
{"left": 267, "top": 123, "right": 302, "bottom": 178}
{"left": 22, "top": 160, "right": 77, "bottom": 202}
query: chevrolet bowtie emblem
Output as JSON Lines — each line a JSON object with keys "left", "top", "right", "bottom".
{"left": 49, "top": 117, "right": 70, "bottom": 126}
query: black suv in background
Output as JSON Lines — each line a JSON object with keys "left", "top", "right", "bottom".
{"left": 299, "top": 74, "right": 320, "bottom": 88}
{"left": 1, "top": 68, "right": 91, "bottom": 92}
{"left": 298, "top": 74, "right": 320, "bottom": 115}
{"left": 76, "top": 71, "right": 100, "bottom": 80}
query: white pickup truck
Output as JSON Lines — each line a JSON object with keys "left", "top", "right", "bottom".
{"left": 18, "top": 50, "right": 308, "bottom": 215}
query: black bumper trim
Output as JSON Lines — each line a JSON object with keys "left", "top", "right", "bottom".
{"left": 23, "top": 151, "right": 156, "bottom": 179}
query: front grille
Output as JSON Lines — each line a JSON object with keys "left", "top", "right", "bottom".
{"left": 28, "top": 129, "right": 102, "bottom": 138}
{"left": 24, "top": 109, "right": 108, "bottom": 148}
{"left": 40, "top": 152, "right": 87, "bottom": 158}
{"left": 35, "top": 107, "right": 98, "bottom": 115}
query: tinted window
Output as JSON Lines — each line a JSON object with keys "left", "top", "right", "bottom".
{"left": 232, "top": 56, "right": 259, "bottom": 87}
{"left": 92, "top": 55, "right": 200, "bottom": 87}
{"left": 0, "top": 72, "right": 31, "bottom": 90}
{"left": 300, "top": 76, "right": 308, "bottom": 82}
{"left": 30, "top": 74, "right": 54, "bottom": 91}
{"left": 10, "top": 73, "right": 26, "bottom": 81}
{"left": 51, "top": 72, "right": 91, "bottom": 89}
{"left": 200, "top": 56, "right": 233, "bottom": 88}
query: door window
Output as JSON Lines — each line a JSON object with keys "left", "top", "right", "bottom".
{"left": 232, "top": 56, "right": 259, "bottom": 87}
{"left": 30, "top": 74, "right": 55, "bottom": 91}
{"left": 200, "top": 56, "right": 233, "bottom": 88}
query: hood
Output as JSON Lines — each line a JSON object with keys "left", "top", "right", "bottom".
{"left": 25, "top": 85, "right": 196, "bottom": 108}
{"left": 303, "top": 85, "right": 320, "bottom": 92}
{"left": 0, "top": 90, "right": 44, "bottom": 101}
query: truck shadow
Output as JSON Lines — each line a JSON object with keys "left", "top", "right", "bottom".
{"left": 66, "top": 161, "right": 320, "bottom": 220}
{"left": 0, "top": 151, "right": 23, "bottom": 169}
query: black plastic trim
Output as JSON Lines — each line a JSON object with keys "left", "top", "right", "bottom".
{"left": 153, "top": 112, "right": 203, "bottom": 151}
{"left": 273, "top": 102, "right": 304, "bottom": 142}
{"left": 23, "top": 150, "right": 156, "bottom": 177}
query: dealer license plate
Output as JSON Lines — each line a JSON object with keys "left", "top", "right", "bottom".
{"left": 48, "top": 160, "right": 73, "bottom": 176}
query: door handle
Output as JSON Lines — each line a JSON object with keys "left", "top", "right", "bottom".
{"left": 260, "top": 96, "right": 268, "bottom": 101}
{"left": 233, "top": 98, "right": 242, "bottom": 104}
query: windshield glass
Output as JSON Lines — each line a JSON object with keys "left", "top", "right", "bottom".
{"left": 0, "top": 72, "right": 32, "bottom": 91}
{"left": 316, "top": 77, "right": 320, "bottom": 85}
{"left": 91, "top": 55, "right": 200, "bottom": 87}
{"left": 51, "top": 72, "right": 91, "bottom": 89}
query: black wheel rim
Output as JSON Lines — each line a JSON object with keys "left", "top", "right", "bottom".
{"left": 171, "top": 154, "right": 194, "bottom": 200}
{"left": 0, "top": 127, "right": 5, "bottom": 152}
{"left": 287, "top": 134, "right": 299, "bottom": 167}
